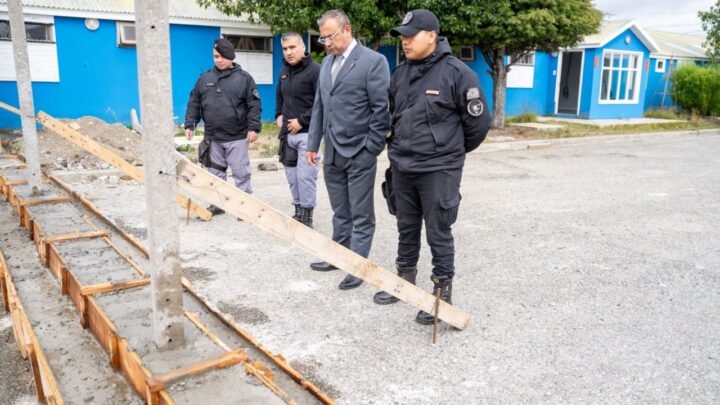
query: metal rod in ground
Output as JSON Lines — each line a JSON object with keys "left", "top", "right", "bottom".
{"left": 433, "top": 288, "right": 441, "bottom": 345}
{"left": 134, "top": 0, "right": 185, "bottom": 349}
{"left": 7, "top": 0, "right": 43, "bottom": 193}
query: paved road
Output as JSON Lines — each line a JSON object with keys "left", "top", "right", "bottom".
{"left": 70, "top": 131, "right": 720, "bottom": 404}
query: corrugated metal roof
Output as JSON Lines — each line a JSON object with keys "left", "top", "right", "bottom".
{"left": 0, "top": 0, "right": 250, "bottom": 23}
{"left": 645, "top": 29, "right": 707, "bottom": 59}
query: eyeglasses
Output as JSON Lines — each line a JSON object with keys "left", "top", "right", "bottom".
{"left": 317, "top": 25, "right": 345, "bottom": 45}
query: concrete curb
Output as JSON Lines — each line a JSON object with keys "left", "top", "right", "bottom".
{"left": 472, "top": 128, "right": 720, "bottom": 155}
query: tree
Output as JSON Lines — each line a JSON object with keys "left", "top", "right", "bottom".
{"left": 700, "top": 0, "right": 720, "bottom": 63}
{"left": 415, "top": 0, "right": 603, "bottom": 128}
{"left": 198, "top": 0, "right": 405, "bottom": 50}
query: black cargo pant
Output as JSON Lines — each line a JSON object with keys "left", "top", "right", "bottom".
{"left": 392, "top": 167, "right": 462, "bottom": 279}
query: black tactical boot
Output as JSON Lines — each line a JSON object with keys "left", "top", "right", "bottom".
{"left": 207, "top": 204, "right": 225, "bottom": 216}
{"left": 300, "top": 206, "right": 314, "bottom": 228}
{"left": 373, "top": 263, "right": 417, "bottom": 305}
{"left": 292, "top": 204, "right": 301, "bottom": 221}
{"left": 415, "top": 275, "right": 452, "bottom": 325}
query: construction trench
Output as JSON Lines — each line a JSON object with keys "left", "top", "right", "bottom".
{"left": 0, "top": 102, "right": 471, "bottom": 402}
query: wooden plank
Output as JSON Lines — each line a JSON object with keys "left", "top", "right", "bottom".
{"left": 45, "top": 172, "right": 151, "bottom": 257}
{"left": 0, "top": 100, "right": 22, "bottom": 115}
{"left": 80, "top": 278, "right": 150, "bottom": 296}
{"left": 46, "top": 244, "right": 64, "bottom": 282}
{"left": 43, "top": 229, "right": 109, "bottom": 245}
{"left": 117, "top": 338, "right": 156, "bottom": 399}
{"left": 152, "top": 348, "right": 248, "bottom": 388}
{"left": 35, "top": 112, "right": 211, "bottom": 220}
{"left": 181, "top": 278, "right": 337, "bottom": 405}
{"left": 184, "top": 310, "right": 232, "bottom": 352}
{"left": 26, "top": 343, "right": 46, "bottom": 401}
{"left": 19, "top": 196, "right": 72, "bottom": 207}
{"left": 175, "top": 157, "right": 472, "bottom": 330}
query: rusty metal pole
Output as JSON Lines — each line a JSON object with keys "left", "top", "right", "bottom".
{"left": 134, "top": 0, "right": 185, "bottom": 349}
{"left": 7, "top": 0, "right": 43, "bottom": 193}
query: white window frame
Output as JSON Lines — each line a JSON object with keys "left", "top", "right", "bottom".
{"left": 655, "top": 58, "right": 666, "bottom": 73}
{"left": 116, "top": 21, "right": 136, "bottom": 47}
{"left": 599, "top": 50, "right": 643, "bottom": 105}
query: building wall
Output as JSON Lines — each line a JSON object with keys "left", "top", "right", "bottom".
{"left": 465, "top": 49, "right": 557, "bottom": 117}
{"left": 0, "top": 16, "right": 280, "bottom": 129}
{"left": 585, "top": 28, "right": 651, "bottom": 119}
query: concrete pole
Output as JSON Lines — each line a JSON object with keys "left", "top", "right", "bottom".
{"left": 134, "top": 0, "right": 184, "bottom": 349}
{"left": 7, "top": 0, "right": 42, "bottom": 193}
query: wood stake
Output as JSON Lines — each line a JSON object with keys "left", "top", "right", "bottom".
{"left": 433, "top": 288, "right": 441, "bottom": 345}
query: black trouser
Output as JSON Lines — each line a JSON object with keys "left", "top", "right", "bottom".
{"left": 392, "top": 168, "right": 462, "bottom": 279}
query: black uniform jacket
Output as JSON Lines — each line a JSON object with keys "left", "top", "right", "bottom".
{"left": 184, "top": 63, "right": 262, "bottom": 142}
{"left": 275, "top": 53, "right": 321, "bottom": 165}
{"left": 388, "top": 37, "right": 491, "bottom": 173}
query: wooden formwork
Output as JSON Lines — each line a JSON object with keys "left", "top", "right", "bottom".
{"left": 1, "top": 174, "right": 336, "bottom": 405}
{"left": 1, "top": 250, "right": 64, "bottom": 405}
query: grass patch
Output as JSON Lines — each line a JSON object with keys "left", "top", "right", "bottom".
{"left": 644, "top": 108, "right": 682, "bottom": 120}
{"left": 540, "top": 116, "right": 720, "bottom": 139}
{"left": 507, "top": 112, "right": 538, "bottom": 123}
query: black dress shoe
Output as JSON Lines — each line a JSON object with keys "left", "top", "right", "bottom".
{"left": 338, "top": 274, "right": 363, "bottom": 290}
{"left": 310, "top": 261, "right": 338, "bottom": 272}
{"left": 207, "top": 204, "right": 225, "bottom": 216}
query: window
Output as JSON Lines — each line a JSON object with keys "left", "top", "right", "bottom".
{"left": 0, "top": 20, "right": 54, "bottom": 42}
{"left": 308, "top": 34, "right": 325, "bottom": 57}
{"left": 457, "top": 46, "right": 475, "bottom": 61}
{"left": 223, "top": 35, "right": 272, "bottom": 53}
{"left": 655, "top": 59, "right": 666, "bottom": 73}
{"left": 511, "top": 52, "right": 535, "bottom": 66}
{"left": 600, "top": 51, "right": 642, "bottom": 104}
{"left": 117, "top": 22, "right": 136, "bottom": 47}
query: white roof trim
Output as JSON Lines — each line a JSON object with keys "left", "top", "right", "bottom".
{"left": 582, "top": 20, "right": 660, "bottom": 53}
{"left": 0, "top": 4, "right": 271, "bottom": 31}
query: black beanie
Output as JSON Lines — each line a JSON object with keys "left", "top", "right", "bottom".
{"left": 214, "top": 38, "right": 235, "bottom": 60}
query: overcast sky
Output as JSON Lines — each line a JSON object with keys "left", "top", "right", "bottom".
{"left": 594, "top": 0, "right": 716, "bottom": 36}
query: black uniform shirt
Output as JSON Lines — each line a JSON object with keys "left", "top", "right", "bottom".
{"left": 389, "top": 37, "right": 491, "bottom": 173}
{"left": 184, "top": 63, "right": 262, "bottom": 142}
{"left": 275, "top": 53, "right": 321, "bottom": 136}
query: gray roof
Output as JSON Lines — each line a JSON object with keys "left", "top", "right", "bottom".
{"left": 0, "top": 0, "right": 251, "bottom": 23}
{"left": 581, "top": 20, "right": 707, "bottom": 60}
{"left": 645, "top": 29, "right": 707, "bottom": 60}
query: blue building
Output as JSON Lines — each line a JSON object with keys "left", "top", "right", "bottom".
{"left": 0, "top": 2, "right": 710, "bottom": 129}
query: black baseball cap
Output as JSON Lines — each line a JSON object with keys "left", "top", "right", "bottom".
{"left": 390, "top": 9, "right": 440, "bottom": 37}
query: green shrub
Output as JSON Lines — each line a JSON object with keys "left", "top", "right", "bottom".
{"left": 671, "top": 64, "right": 720, "bottom": 116}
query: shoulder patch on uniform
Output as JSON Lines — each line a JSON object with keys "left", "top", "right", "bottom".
{"left": 281, "top": 74, "right": 288, "bottom": 79}
{"left": 252, "top": 89, "right": 260, "bottom": 99}
{"left": 466, "top": 87, "right": 480, "bottom": 100}
{"left": 467, "top": 99, "right": 484, "bottom": 117}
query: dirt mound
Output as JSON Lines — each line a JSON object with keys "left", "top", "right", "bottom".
{"left": 12, "top": 116, "right": 143, "bottom": 170}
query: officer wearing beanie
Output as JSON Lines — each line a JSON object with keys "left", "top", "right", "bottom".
{"left": 184, "top": 38, "right": 262, "bottom": 215}
{"left": 375, "top": 10, "right": 491, "bottom": 325}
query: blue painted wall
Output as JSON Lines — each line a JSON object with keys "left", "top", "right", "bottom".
{"left": 585, "top": 28, "right": 651, "bottom": 119}
{"left": 465, "top": 49, "right": 557, "bottom": 117}
{"left": 0, "top": 16, "right": 278, "bottom": 129}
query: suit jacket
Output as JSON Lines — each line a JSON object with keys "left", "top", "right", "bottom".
{"left": 307, "top": 43, "right": 391, "bottom": 159}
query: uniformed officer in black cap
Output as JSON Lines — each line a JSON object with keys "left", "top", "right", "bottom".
{"left": 374, "top": 9, "right": 491, "bottom": 325}
{"left": 184, "top": 38, "right": 262, "bottom": 215}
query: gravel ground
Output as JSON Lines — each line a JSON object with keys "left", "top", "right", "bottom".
{"left": 58, "top": 131, "right": 720, "bottom": 404}
{"left": 0, "top": 313, "right": 35, "bottom": 405}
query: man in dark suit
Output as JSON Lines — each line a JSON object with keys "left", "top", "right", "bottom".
{"left": 306, "top": 9, "right": 391, "bottom": 290}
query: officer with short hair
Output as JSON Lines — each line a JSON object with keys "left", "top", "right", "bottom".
{"left": 276, "top": 32, "right": 321, "bottom": 227}
{"left": 184, "top": 38, "right": 262, "bottom": 216}
{"left": 374, "top": 9, "right": 491, "bottom": 325}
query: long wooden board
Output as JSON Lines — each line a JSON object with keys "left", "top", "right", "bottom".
{"left": 174, "top": 156, "right": 471, "bottom": 330}
{"left": 32, "top": 111, "right": 211, "bottom": 221}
